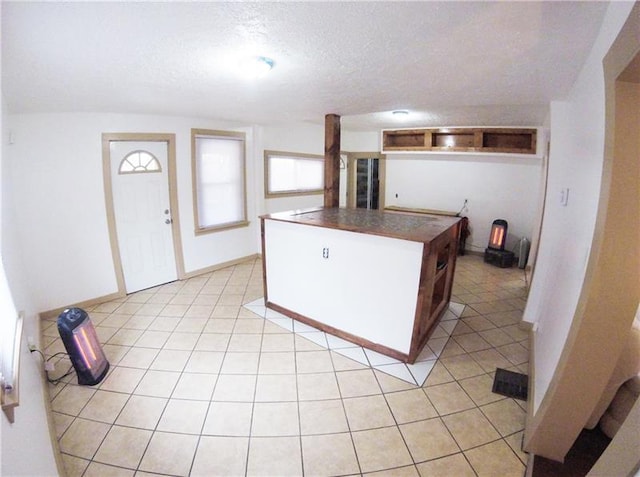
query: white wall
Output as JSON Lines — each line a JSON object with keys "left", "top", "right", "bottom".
{"left": 341, "top": 131, "right": 380, "bottom": 209}
{"left": 385, "top": 153, "right": 543, "bottom": 253}
{"left": 1, "top": 94, "right": 58, "bottom": 477}
{"left": 7, "top": 113, "right": 259, "bottom": 312}
{"left": 0, "top": 344, "right": 59, "bottom": 477}
{"left": 341, "top": 131, "right": 378, "bottom": 151}
{"left": 523, "top": 1, "right": 636, "bottom": 412}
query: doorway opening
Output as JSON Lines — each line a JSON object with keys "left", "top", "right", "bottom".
{"left": 347, "top": 152, "right": 385, "bottom": 210}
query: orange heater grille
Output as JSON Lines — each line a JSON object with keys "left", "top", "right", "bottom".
{"left": 488, "top": 220, "right": 508, "bottom": 251}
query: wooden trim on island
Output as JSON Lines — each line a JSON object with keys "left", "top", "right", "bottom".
{"left": 408, "top": 226, "right": 460, "bottom": 362}
{"left": 265, "top": 300, "right": 410, "bottom": 363}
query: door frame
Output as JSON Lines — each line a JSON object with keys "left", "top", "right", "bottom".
{"left": 346, "top": 151, "right": 386, "bottom": 210}
{"left": 102, "top": 133, "right": 185, "bottom": 295}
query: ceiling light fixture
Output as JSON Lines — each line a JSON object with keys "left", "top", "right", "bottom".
{"left": 239, "top": 55, "right": 275, "bottom": 78}
{"left": 392, "top": 110, "right": 410, "bottom": 119}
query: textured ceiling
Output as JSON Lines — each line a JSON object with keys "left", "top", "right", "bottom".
{"left": 1, "top": 1, "right": 609, "bottom": 131}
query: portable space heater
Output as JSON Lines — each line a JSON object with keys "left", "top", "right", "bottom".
{"left": 484, "top": 219, "right": 514, "bottom": 268}
{"left": 57, "top": 307, "right": 109, "bottom": 385}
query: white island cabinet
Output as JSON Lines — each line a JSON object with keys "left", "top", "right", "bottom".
{"left": 261, "top": 208, "right": 461, "bottom": 363}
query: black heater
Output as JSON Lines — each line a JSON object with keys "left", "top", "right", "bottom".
{"left": 484, "top": 219, "right": 514, "bottom": 268}
{"left": 57, "top": 307, "right": 109, "bottom": 385}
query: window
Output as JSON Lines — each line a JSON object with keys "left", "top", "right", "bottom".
{"left": 192, "top": 129, "right": 247, "bottom": 233}
{"left": 118, "top": 150, "right": 161, "bottom": 174}
{"left": 264, "top": 150, "right": 324, "bottom": 197}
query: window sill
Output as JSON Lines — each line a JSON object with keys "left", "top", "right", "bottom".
{"left": 265, "top": 190, "right": 324, "bottom": 199}
{"left": 195, "top": 220, "right": 250, "bottom": 236}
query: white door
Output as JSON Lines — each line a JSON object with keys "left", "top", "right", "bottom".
{"left": 110, "top": 141, "right": 177, "bottom": 293}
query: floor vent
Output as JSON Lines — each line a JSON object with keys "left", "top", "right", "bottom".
{"left": 492, "top": 368, "right": 528, "bottom": 401}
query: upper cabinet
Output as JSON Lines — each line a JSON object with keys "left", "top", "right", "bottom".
{"left": 381, "top": 127, "right": 537, "bottom": 155}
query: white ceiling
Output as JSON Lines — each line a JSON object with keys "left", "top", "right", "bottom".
{"left": 1, "top": 1, "right": 609, "bottom": 131}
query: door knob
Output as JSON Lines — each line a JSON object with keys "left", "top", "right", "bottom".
{"left": 165, "top": 218, "right": 172, "bottom": 224}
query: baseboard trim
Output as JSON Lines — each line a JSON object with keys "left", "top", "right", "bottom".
{"left": 39, "top": 291, "right": 125, "bottom": 321}
{"left": 181, "top": 254, "right": 260, "bottom": 280}
{"left": 43, "top": 370, "right": 66, "bottom": 477}
{"left": 523, "top": 325, "right": 537, "bottom": 453}
{"left": 519, "top": 320, "right": 534, "bottom": 332}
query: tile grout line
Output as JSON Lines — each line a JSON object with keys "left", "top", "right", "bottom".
{"left": 327, "top": 339, "right": 364, "bottom": 477}
{"left": 184, "top": 271, "right": 231, "bottom": 477}
{"left": 50, "top": 256, "right": 530, "bottom": 476}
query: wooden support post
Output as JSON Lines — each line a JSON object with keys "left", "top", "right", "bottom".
{"left": 324, "top": 114, "right": 341, "bottom": 208}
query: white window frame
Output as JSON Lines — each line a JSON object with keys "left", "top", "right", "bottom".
{"left": 191, "top": 129, "right": 248, "bottom": 234}
{"left": 264, "top": 150, "right": 324, "bottom": 198}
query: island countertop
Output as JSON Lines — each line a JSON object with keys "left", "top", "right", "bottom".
{"left": 261, "top": 207, "right": 461, "bottom": 243}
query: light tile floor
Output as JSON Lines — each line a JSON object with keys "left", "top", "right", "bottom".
{"left": 244, "top": 298, "right": 466, "bottom": 387}
{"left": 43, "top": 254, "right": 530, "bottom": 477}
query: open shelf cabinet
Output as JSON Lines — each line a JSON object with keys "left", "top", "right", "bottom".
{"left": 382, "top": 127, "right": 537, "bottom": 155}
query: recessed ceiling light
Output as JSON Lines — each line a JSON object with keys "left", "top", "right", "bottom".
{"left": 239, "top": 55, "right": 275, "bottom": 78}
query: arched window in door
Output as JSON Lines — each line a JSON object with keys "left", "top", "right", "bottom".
{"left": 118, "top": 150, "right": 161, "bottom": 174}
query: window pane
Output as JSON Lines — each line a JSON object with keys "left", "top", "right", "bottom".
{"left": 195, "top": 134, "right": 246, "bottom": 230}
{"left": 266, "top": 153, "right": 324, "bottom": 195}
{"left": 119, "top": 150, "right": 161, "bottom": 174}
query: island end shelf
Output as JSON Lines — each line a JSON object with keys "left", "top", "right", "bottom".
{"left": 260, "top": 207, "right": 461, "bottom": 364}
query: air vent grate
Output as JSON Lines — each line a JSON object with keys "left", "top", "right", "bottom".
{"left": 492, "top": 368, "right": 528, "bottom": 401}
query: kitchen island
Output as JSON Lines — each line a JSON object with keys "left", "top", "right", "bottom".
{"left": 260, "top": 207, "right": 461, "bottom": 363}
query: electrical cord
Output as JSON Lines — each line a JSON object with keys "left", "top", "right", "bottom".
{"left": 47, "top": 366, "right": 75, "bottom": 385}
{"left": 29, "top": 348, "right": 46, "bottom": 361}
{"left": 30, "top": 348, "right": 74, "bottom": 384}
{"left": 456, "top": 199, "right": 469, "bottom": 217}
